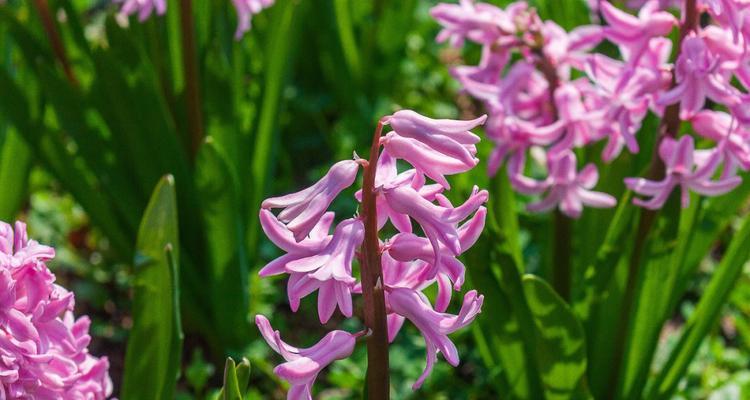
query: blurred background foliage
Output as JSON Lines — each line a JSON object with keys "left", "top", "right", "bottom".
{"left": 1, "top": 0, "right": 750, "bottom": 398}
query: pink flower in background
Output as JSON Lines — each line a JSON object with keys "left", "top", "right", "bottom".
{"left": 256, "top": 315, "right": 357, "bottom": 400}
{"left": 232, "top": 0, "right": 275, "bottom": 39}
{"left": 0, "top": 221, "right": 112, "bottom": 399}
{"left": 526, "top": 152, "right": 616, "bottom": 218}
{"left": 257, "top": 110, "right": 487, "bottom": 395}
{"left": 118, "top": 0, "right": 166, "bottom": 21}
{"left": 386, "top": 288, "right": 483, "bottom": 390}
{"left": 692, "top": 110, "right": 750, "bottom": 173}
{"left": 435, "top": 0, "right": 750, "bottom": 212}
{"left": 657, "top": 34, "right": 742, "bottom": 119}
{"left": 626, "top": 135, "right": 741, "bottom": 209}
{"left": 600, "top": 0, "right": 677, "bottom": 62}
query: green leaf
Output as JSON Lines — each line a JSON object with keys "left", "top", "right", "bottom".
{"left": 647, "top": 214, "right": 750, "bottom": 400}
{"left": 220, "top": 357, "right": 251, "bottom": 400}
{"left": 465, "top": 171, "right": 544, "bottom": 399}
{"left": 122, "top": 175, "right": 183, "bottom": 400}
{"left": 523, "top": 275, "right": 589, "bottom": 400}
{"left": 195, "top": 137, "right": 249, "bottom": 350}
{"left": 247, "top": 0, "right": 306, "bottom": 254}
{"left": 0, "top": 128, "right": 31, "bottom": 221}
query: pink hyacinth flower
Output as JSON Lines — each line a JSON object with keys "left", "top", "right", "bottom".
{"left": 691, "top": 110, "right": 750, "bottom": 174}
{"left": 657, "top": 34, "right": 742, "bottom": 119}
{"left": 382, "top": 185, "right": 488, "bottom": 263}
{"left": 600, "top": 0, "right": 677, "bottom": 62}
{"left": 387, "top": 207, "right": 487, "bottom": 312}
{"left": 118, "top": 0, "right": 166, "bottom": 21}
{"left": 625, "top": 135, "right": 742, "bottom": 209}
{"left": 386, "top": 288, "right": 483, "bottom": 390}
{"left": 285, "top": 218, "right": 363, "bottom": 323}
{"left": 430, "top": 0, "right": 516, "bottom": 47}
{"left": 0, "top": 221, "right": 111, "bottom": 399}
{"left": 381, "top": 133, "right": 478, "bottom": 190}
{"left": 256, "top": 315, "right": 356, "bottom": 400}
{"left": 385, "top": 110, "right": 486, "bottom": 166}
{"left": 262, "top": 159, "right": 360, "bottom": 242}
{"left": 527, "top": 151, "right": 616, "bottom": 218}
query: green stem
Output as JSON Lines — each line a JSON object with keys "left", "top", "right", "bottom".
{"left": 552, "top": 210, "right": 572, "bottom": 301}
{"left": 360, "top": 120, "right": 390, "bottom": 399}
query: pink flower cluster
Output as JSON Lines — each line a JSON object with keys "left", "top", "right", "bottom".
{"left": 433, "top": 0, "right": 750, "bottom": 214}
{"left": 117, "top": 0, "right": 275, "bottom": 39}
{"left": 0, "top": 221, "right": 112, "bottom": 399}
{"left": 256, "top": 110, "right": 488, "bottom": 398}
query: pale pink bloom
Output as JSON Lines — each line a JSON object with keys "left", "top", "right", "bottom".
{"left": 385, "top": 110, "right": 486, "bottom": 166}
{"left": 703, "top": 0, "right": 750, "bottom": 42}
{"left": 485, "top": 113, "right": 562, "bottom": 176}
{"left": 387, "top": 207, "right": 486, "bottom": 312}
{"left": 381, "top": 133, "right": 478, "bottom": 190}
{"left": 232, "top": 0, "right": 275, "bottom": 39}
{"left": 526, "top": 152, "right": 616, "bottom": 218}
{"left": 256, "top": 315, "right": 356, "bottom": 400}
{"left": 386, "top": 288, "right": 483, "bottom": 390}
{"left": 118, "top": 0, "right": 166, "bottom": 21}
{"left": 657, "top": 34, "right": 742, "bottom": 119}
{"left": 626, "top": 135, "right": 742, "bottom": 209}
{"left": 585, "top": 42, "right": 671, "bottom": 160}
{"left": 382, "top": 185, "right": 488, "bottom": 262}
{"left": 691, "top": 110, "right": 750, "bottom": 173}
{"left": 430, "top": 0, "right": 516, "bottom": 47}
{"left": 600, "top": 0, "right": 677, "bottom": 62}
{"left": 285, "top": 218, "right": 363, "bottom": 323}
{"left": 545, "top": 83, "right": 607, "bottom": 155}
{"left": 0, "top": 221, "right": 111, "bottom": 399}
{"left": 262, "top": 159, "right": 361, "bottom": 242}
{"left": 257, "top": 209, "right": 332, "bottom": 278}
{"left": 542, "top": 22, "right": 604, "bottom": 74}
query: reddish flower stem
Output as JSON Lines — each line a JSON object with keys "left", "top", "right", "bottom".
{"left": 360, "top": 120, "right": 390, "bottom": 399}
{"left": 31, "top": 0, "right": 78, "bottom": 86}
{"left": 606, "top": 0, "right": 698, "bottom": 396}
{"left": 178, "top": 0, "right": 204, "bottom": 160}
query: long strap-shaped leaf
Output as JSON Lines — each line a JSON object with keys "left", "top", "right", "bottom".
{"left": 121, "top": 176, "right": 184, "bottom": 400}
{"left": 646, "top": 213, "right": 750, "bottom": 399}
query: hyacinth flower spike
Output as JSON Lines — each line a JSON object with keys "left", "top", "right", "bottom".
{"left": 386, "top": 288, "right": 483, "bottom": 390}
{"left": 256, "top": 315, "right": 357, "bottom": 400}
{"left": 0, "top": 221, "right": 111, "bottom": 399}
{"left": 262, "top": 159, "right": 361, "bottom": 242}
{"left": 625, "top": 135, "right": 742, "bottom": 209}
{"left": 257, "top": 109, "right": 488, "bottom": 396}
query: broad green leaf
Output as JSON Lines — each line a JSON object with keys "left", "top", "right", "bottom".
{"left": 523, "top": 275, "right": 590, "bottom": 400}
{"left": 195, "top": 137, "right": 249, "bottom": 350}
{"left": 465, "top": 171, "right": 544, "bottom": 399}
{"left": 646, "top": 214, "right": 750, "bottom": 400}
{"left": 122, "top": 176, "right": 183, "bottom": 400}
